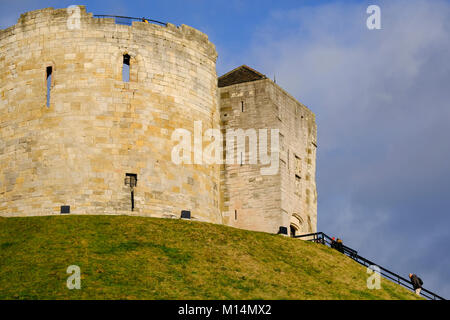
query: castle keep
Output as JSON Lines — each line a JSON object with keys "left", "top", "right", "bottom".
{"left": 0, "top": 6, "right": 317, "bottom": 236}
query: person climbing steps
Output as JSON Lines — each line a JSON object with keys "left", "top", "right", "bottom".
{"left": 409, "top": 273, "right": 423, "bottom": 296}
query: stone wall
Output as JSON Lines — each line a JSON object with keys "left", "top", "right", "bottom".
{"left": 0, "top": 6, "right": 222, "bottom": 222}
{"left": 219, "top": 79, "right": 282, "bottom": 233}
{"left": 272, "top": 82, "right": 317, "bottom": 234}
{"left": 219, "top": 78, "right": 317, "bottom": 235}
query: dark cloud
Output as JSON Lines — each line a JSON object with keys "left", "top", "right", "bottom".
{"left": 250, "top": 0, "right": 450, "bottom": 297}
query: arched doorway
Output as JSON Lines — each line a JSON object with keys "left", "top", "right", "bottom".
{"left": 290, "top": 213, "right": 303, "bottom": 237}
{"left": 290, "top": 224, "right": 298, "bottom": 237}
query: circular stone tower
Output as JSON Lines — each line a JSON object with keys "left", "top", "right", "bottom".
{"left": 0, "top": 6, "right": 222, "bottom": 223}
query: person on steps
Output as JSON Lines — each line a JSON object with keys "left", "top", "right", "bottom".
{"left": 331, "top": 237, "right": 336, "bottom": 249}
{"left": 336, "top": 238, "right": 344, "bottom": 253}
{"left": 409, "top": 273, "right": 423, "bottom": 296}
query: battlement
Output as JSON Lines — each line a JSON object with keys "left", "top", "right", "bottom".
{"left": 0, "top": 5, "right": 217, "bottom": 61}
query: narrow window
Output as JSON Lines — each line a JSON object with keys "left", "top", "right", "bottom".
{"left": 295, "top": 175, "right": 301, "bottom": 196}
{"left": 295, "top": 155, "right": 301, "bottom": 175}
{"left": 279, "top": 133, "right": 285, "bottom": 152}
{"left": 122, "top": 54, "right": 130, "bottom": 82}
{"left": 235, "top": 210, "right": 237, "bottom": 220}
{"left": 287, "top": 149, "right": 290, "bottom": 171}
{"left": 125, "top": 173, "right": 137, "bottom": 211}
{"left": 241, "top": 101, "right": 244, "bottom": 112}
{"left": 46, "top": 66, "right": 52, "bottom": 107}
{"left": 60, "top": 205, "right": 70, "bottom": 214}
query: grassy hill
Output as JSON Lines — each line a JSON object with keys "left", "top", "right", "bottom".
{"left": 0, "top": 215, "right": 421, "bottom": 300}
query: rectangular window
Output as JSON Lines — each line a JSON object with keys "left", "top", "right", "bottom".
{"left": 277, "top": 105, "right": 282, "bottom": 121}
{"left": 295, "top": 175, "right": 301, "bottom": 196}
{"left": 279, "top": 133, "right": 285, "bottom": 152}
{"left": 241, "top": 101, "right": 244, "bottom": 112}
{"left": 46, "top": 66, "right": 52, "bottom": 107}
{"left": 287, "top": 149, "right": 290, "bottom": 171}
{"left": 123, "top": 54, "right": 130, "bottom": 82}
{"left": 125, "top": 173, "right": 137, "bottom": 187}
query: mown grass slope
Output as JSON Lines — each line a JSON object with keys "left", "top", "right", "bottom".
{"left": 0, "top": 215, "right": 421, "bottom": 300}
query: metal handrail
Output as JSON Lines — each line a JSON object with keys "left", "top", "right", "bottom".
{"left": 294, "top": 232, "right": 446, "bottom": 300}
{"left": 93, "top": 14, "right": 167, "bottom": 26}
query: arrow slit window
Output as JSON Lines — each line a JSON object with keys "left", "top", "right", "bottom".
{"left": 46, "top": 66, "right": 52, "bottom": 107}
{"left": 123, "top": 54, "right": 130, "bottom": 82}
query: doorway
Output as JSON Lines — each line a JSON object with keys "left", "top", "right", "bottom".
{"left": 290, "top": 224, "right": 298, "bottom": 238}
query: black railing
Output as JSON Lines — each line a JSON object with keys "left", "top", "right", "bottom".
{"left": 294, "top": 232, "right": 446, "bottom": 300}
{"left": 94, "top": 15, "right": 167, "bottom": 26}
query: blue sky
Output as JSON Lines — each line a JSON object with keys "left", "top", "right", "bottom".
{"left": 1, "top": 0, "right": 449, "bottom": 298}
{"left": 0, "top": 0, "right": 365, "bottom": 75}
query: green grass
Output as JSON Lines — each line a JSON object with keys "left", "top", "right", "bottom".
{"left": 0, "top": 215, "right": 422, "bottom": 300}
